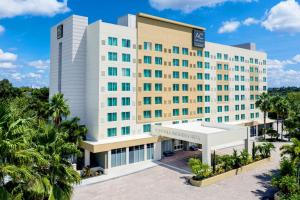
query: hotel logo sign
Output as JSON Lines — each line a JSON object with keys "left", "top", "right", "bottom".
{"left": 192, "top": 29, "right": 205, "bottom": 48}
{"left": 57, "top": 24, "right": 63, "bottom": 39}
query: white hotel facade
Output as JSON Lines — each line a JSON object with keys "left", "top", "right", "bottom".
{"left": 50, "top": 13, "right": 270, "bottom": 173}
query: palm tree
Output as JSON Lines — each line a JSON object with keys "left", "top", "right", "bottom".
{"left": 270, "top": 95, "right": 282, "bottom": 134}
{"left": 280, "top": 138, "right": 300, "bottom": 164}
{"left": 256, "top": 92, "right": 272, "bottom": 139}
{"left": 49, "top": 93, "right": 70, "bottom": 126}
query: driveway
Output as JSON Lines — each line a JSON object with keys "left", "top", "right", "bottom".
{"left": 72, "top": 143, "right": 283, "bottom": 200}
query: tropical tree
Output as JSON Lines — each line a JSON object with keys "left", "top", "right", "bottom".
{"left": 256, "top": 92, "right": 272, "bottom": 139}
{"left": 48, "top": 93, "right": 70, "bottom": 126}
{"left": 280, "top": 138, "right": 300, "bottom": 164}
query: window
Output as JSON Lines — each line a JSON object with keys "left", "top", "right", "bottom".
{"left": 111, "top": 148, "right": 126, "bottom": 167}
{"left": 217, "top": 95, "right": 222, "bottom": 102}
{"left": 205, "top": 96, "right": 210, "bottom": 102}
{"left": 143, "top": 97, "right": 151, "bottom": 105}
{"left": 155, "top": 70, "right": 162, "bottom": 78}
{"left": 241, "top": 57, "right": 245, "bottom": 62}
{"left": 204, "top": 51, "right": 210, "bottom": 58}
{"left": 122, "top": 39, "right": 130, "bottom": 48}
{"left": 182, "top": 72, "right": 189, "bottom": 79}
{"left": 182, "top": 108, "right": 189, "bottom": 115}
{"left": 197, "top": 96, "right": 203, "bottom": 102}
{"left": 143, "top": 124, "right": 151, "bottom": 133}
{"left": 108, "top": 52, "right": 117, "bottom": 61}
{"left": 108, "top": 37, "right": 117, "bottom": 46}
{"left": 205, "top": 62, "right": 210, "bottom": 69}
{"left": 217, "top": 85, "right": 222, "bottom": 91}
{"left": 224, "top": 95, "right": 229, "bottom": 101}
{"left": 197, "top": 73, "right": 203, "bottom": 80}
{"left": 155, "top": 83, "right": 162, "bottom": 91}
{"left": 173, "top": 96, "right": 179, "bottom": 104}
{"left": 235, "top": 105, "right": 240, "bottom": 111}
{"left": 108, "top": 82, "right": 117, "bottom": 91}
{"left": 235, "top": 115, "right": 240, "bottom": 121}
{"left": 121, "top": 126, "right": 130, "bottom": 135}
{"left": 197, "top": 107, "right": 203, "bottom": 114}
{"left": 155, "top": 110, "right": 162, "bottom": 118}
{"left": 197, "top": 61, "right": 203, "bottom": 68}
{"left": 143, "top": 110, "right": 151, "bottom": 118}
{"left": 217, "top": 117, "right": 222, "bottom": 123}
{"left": 122, "top": 97, "right": 130, "bottom": 106}
{"left": 235, "top": 75, "right": 239, "bottom": 81}
{"left": 205, "top": 84, "right": 210, "bottom": 91}
{"left": 173, "top": 59, "right": 179, "bottom": 66}
{"left": 144, "top": 56, "right": 152, "bottom": 64}
{"left": 122, "top": 53, "right": 131, "bottom": 62}
{"left": 217, "top": 74, "right": 222, "bottom": 81}
{"left": 155, "top": 57, "right": 162, "bottom": 65}
{"left": 205, "top": 107, "right": 210, "bottom": 113}
{"left": 155, "top": 97, "right": 162, "bottom": 104}
{"left": 235, "top": 85, "right": 239, "bottom": 91}
{"left": 121, "top": 83, "right": 130, "bottom": 91}
{"left": 121, "top": 112, "right": 130, "bottom": 120}
{"left": 173, "top": 46, "right": 179, "bottom": 54}
{"left": 173, "top": 84, "right": 179, "bottom": 91}
{"left": 234, "top": 56, "right": 239, "bottom": 61}
{"left": 224, "top": 85, "right": 229, "bottom": 91}
{"left": 147, "top": 143, "right": 154, "bottom": 160}
{"left": 217, "top": 106, "right": 222, "bottom": 112}
{"left": 241, "top": 66, "right": 245, "bottom": 72}
{"left": 197, "top": 50, "right": 203, "bottom": 57}
{"left": 225, "top": 105, "right": 229, "bottom": 112}
{"left": 217, "top": 64, "right": 222, "bottom": 70}
{"left": 235, "top": 95, "right": 239, "bottom": 101}
{"left": 224, "top": 64, "right": 229, "bottom": 70}
{"left": 225, "top": 116, "right": 229, "bottom": 122}
{"left": 122, "top": 68, "right": 130, "bottom": 77}
{"left": 108, "top": 67, "right": 117, "bottom": 76}
{"left": 197, "top": 84, "right": 203, "bottom": 91}
{"left": 241, "top": 104, "right": 245, "bottom": 110}
{"left": 107, "top": 97, "right": 117, "bottom": 106}
{"left": 144, "top": 83, "right": 151, "bottom": 91}
{"left": 155, "top": 44, "right": 162, "bottom": 52}
{"left": 129, "top": 145, "right": 144, "bottom": 164}
{"left": 224, "top": 74, "right": 229, "bottom": 81}
{"left": 173, "top": 109, "right": 179, "bottom": 116}
{"left": 107, "top": 128, "right": 117, "bottom": 137}
{"left": 107, "top": 112, "right": 117, "bottom": 122}
{"left": 182, "top": 96, "right": 189, "bottom": 103}
{"left": 144, "top": 42, "right": 152, "bottom": 50}
{"left": 173, "top": 71, "right": 179, "bottom": 79}
{"left": 235, "top": 65, "right": 239, "bottom": 71}
{"left": 182, "top": 48, "right": 189, "bottom": 55}
{"left": 182, "top": 60, "right": 188, "bottom": 67}
{"left": 144, "top": 69, "right": 151, "bottom": 78}
{"left": 204, "top": 73, "right": 210, "bottom": 80}
{"left": 224, "top": 54, "right": 228, "bottom": 60}
{"left": 205, "top": 118, "right": 210, "bottom": 122}
{"left": 217, "top": 53, "right": 222, "bottom": 59}
{"left": 182, "top": 84, "right": 188, "bottom": 91}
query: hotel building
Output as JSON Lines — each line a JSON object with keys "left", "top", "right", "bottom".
{"left": 50, "top": 13, "right": 269, "bottom": 173}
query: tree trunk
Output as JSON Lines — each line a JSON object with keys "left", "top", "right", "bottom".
{"left": 276, "top": 114, "right": 279, "bottom": 140}
{"left": 281, "top": 119, "right": 284, "bottom": 141}
{"left": 264, "top": 112, "right": 266, "bottom": 140}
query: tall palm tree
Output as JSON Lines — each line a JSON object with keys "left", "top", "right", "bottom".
{"left": 256, "top": 92, "right": 272, "bottom": 139}
{"left": 48, "top": 93, "right": 70, "bottom": 126}
{"left": 270, "top": 95, "right": 282, "bottom": 134}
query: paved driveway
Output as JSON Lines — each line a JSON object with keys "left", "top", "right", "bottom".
{"left": 73, "top": 143, "right": 283, "bottom": 200}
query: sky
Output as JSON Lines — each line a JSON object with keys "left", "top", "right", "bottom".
{"left": 0, "top": 0, "right": 300, "bottom": 88}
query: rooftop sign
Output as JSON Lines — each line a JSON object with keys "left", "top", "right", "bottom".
{"left": 192, "top": 29, "right": 205, "bottom": 48}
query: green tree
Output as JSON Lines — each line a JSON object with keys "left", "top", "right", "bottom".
{"left": 48, "top": 93, "right": 70, "bottom": 126}
{"left": 256, "top": 92, "right": 272, "bottom": 139}
{"left": 0, "top": 79, "right": 20, "bottom": 100}
{"left": 280, "top": 138, "right": 300, "bottom": 164}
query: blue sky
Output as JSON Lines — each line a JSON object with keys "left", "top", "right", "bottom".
{"left": 0, "top": 0, "right": 300, "bottom": 88}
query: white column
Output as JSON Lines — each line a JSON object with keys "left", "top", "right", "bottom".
{"left": 245, "top": 127, "right": 251, "bottom": 154}
{"left": 126, "top": 147, "right": 129, "bottom": 165}
{"left": 107, "top": 150, "right": 111, "bottom": 169}
{"left": 202, "top": 144, "right": 211, "bottom": 166}
{"left": 84, "top": 149, "right": 90, "bottom": 166}
{"left": 154, "top": 142, "right": 162, "bottom": 160}
{"left": 256, "top": 125, "right": 259, "bottom": 137}
{"left": 144, "top": 144, "right": 148, "bottom": 161}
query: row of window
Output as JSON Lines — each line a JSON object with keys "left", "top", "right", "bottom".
{"left": 107, "top": 112, "right": 131, "bottom": 122}
{"left": 107, "top": 126, "right": 131, "bottom": 137}
{"left": 108, "top": 82, "right": 131, "bottom": 91}
{"left": 108, "top": 37, "right": 131, "bottom": 48}
{"left": 107, "top": 97, "right": 131, "bottom": 106}
{"left": 108, "top": 52, "right": 131, "bottom": 62}
{"left": 108, "top": 67, "right": 131, "bottom": 77}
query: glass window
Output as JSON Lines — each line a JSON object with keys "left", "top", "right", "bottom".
{"left": 143, "top": 110, "right": 151, "bottom": 118}
{"left": 173, "top": 71, "right": 180, "bottom": 79}
{"left": 122, "top": 39, "right": 130, "bottom": 48}
{"left": 173, "top": 84, "right": 179, "bottom": 91}
{"left": 173, "top": 46, "right": 179, "bottom": 54}
{"left": 108, "top": 52, "right": 117, "bottom": 61}
{"left": 205, "top": 96, "right": 210, "bottom": 102}
{"left": 155, "top": 110, "right": 162, "bottom": 118}
{"left": 205, "top": 107, "right": 210, "bottom": 113}
{"left": 182, "top": 108, "right": 189, "bottom": 115}
{"left": 147, "top": 143, "right": 154, "bottom": 160}
{"left": 182, "top": 72, "right": 189, "bottom": 79}
{"left": 107, "top": 112, "right": 117, "bottom": 122}
{"left": 122, "top": 97, "right": 130, "bottom": 106}
{"left": 182, "top": 60, "right": 188, "bottom": 67}
{"left": 197, "top": 50, "right": 203, "bottom": 57}
{"left": 107, "top": 128, "right": 117, "bottom": 137}
{"left": 121, "top": 83, "right": 130, "bottom": 91}
{"left": 217, "top": 106, "right": 222, "bottom": 112}
{"left": 225, "top": 105, "right": 229, "bottom": 112}
{"left": 107, "top": 97, "right": 117, "bottom": 106}
{"left": 155, "top": 83, "right": 162, "bottom": 91}
{"left": 155, "top": 97, "right": 162, "bottom": 104}
{"left": 155, "top": 57, "right": 162, "bottom": 65}
{"left": 204, "top": 51, "right": 210, "bottom": 58}
{"left": 197, "top": 107, "right": 203, "bottom": 114}
{"left": 173, "top": 59, "right": 179, "bottom": 66}
{"left": 111, "top": 148, "right": 126, "bottom": 167}
{"left": 144, "top": 56, "right": 152, "bottom": 64}
{"left": 144, "top": 42, "right": 152, "bottom": 50}
{"left": 197, "top": 61, "right": 203, "bottom": 68}
{"left": 108, "top": 82, "right": 117, "bottom": 91}
{"left": 173, "top": 96, "right": 179, "bottom": 104}
{"left": 205, "top": 84, "right": 210, "bottom": 91}
{"left": 182, "top": 48, "right": 189, "bottom": 55}
{"left": 217, "top": 74, "right": 222, "bottom": 81}
{"left": 173, "top": 109, "right": 179, "bottom": 116}
{"left": 204, "top": 73, "right": 210, "bottom": 80}
{"left": 144, "top": 69, "right": 151, "bottom": 78}
{"left": 108, "top": 37, "right": 117, "bottom": 46}
{"left": 122, "top": 68, "right": 130, "bottom": 77}
{"left": 182, "top": 96, "right": 189, "bottom": 103}
{"left": 197, "top": 96, "right": 203, "bottom": 102}
{"left": 108, "top": 67, "right": 117, "bottom": 76}
{"left": 121, "top": 112, "right": 130, "bottom": 120}
{"left": 205, "top": 62, "right": 210, "bottom": 69}
{"left": 217, "top": 117, "right": 222, "bottom": 123}
{"left": 197, "top": 73, "right": 203, "bottom": 80}
{"left": 197, "top": 84, "right": 203, "bottom": 91}
{"left": 122, "top": 53, "right": 131, "bottom": 62}
{"left": 143, "top": 124, "right": 151, "bottom": 132}
{"left": 182, "top": 84, "right": 188, "bottom": 91}
{"left": 129, "top": 145, "right": 145, "bottom": 164}
{"left": 155, "top": 70, "right": 162, "bottom": 78}
{"left": 121, "top": 126, "right": 130, "bottom": 135}
{"left": 143, "top": 97, "right": 151, "bottom": 105}
{"left": 155, "top": 44, "right": 162, "bottom": 52}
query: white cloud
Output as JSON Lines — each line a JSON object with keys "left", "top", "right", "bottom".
{"left": 26, "top": 72, "right": 41, "bottom": 78}
{"left": 28, "top": 59, "right": 49, "bottom": 69}
{"left": 243, "top": 17, "right": 260, "bottom": 26}
{"left": 293, "top": 54, "right": 300, "bottom": 62}
{"left": 262, "top": 0, "right": 300, "bottom": 33}
{"left": 0, "top": 62, "right": 17, "bottom": 69}
{"left": 218, "top": 20, "right": 240, "bottom": 33}
{"left": 0, "top": 0, "right": 70, "bottom": 19}
{"left": 149, "top": 0, "right": 254, "bottom": 13}
{"left": 0, "top": 25, "right": 4, "bottom": 34}
{"left": 0, "top": 49, "right": 17, "bottom": 61}
{"left": 11, "top": 72, "right": 22, "bottom": 80}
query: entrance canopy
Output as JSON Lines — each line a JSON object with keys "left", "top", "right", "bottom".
{"left": 152, "top": 121, "right": 249, "bottom": 150}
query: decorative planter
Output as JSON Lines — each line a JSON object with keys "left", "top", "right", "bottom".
{"left": 189, "top": 157, "right": 271, "bottom": 187}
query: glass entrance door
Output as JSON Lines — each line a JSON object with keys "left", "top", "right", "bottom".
{"left": 173, "top": 140, "right": 184, "bottom": 151}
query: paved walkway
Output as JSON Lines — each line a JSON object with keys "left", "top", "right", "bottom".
{"left": 73, "top": 142, "right": 284, "bottom": 200}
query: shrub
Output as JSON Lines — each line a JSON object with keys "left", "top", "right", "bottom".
{"left": 257, "top": 142, "right": 275, "bottom": 158}
{"left": 188, "top": 158, "right": 212, "bottom": 180}
{"left": 217, "top": 155, "right": 234, "bottom": 172}
{"left": 272, "top": 175, "right": 299, "bottom": 196}
{"left": 240, "top": 149, "right": 251, "bottom": 166}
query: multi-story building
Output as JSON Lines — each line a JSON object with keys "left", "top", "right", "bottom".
{"left": 50, "top": 13, "right": 269, "bottom": 173}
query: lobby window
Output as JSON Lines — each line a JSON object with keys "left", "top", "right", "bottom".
{"left": 173, "top": 109, "right": 180, "bottom": 116}
{"left": 108, "top": 82, "right": 117, "bottom": 91}
{"left": 173, "top": 84, "right": 179, "bottom": 91}
{"left": 143, "top": 124, "right": 151, "bottom": 133}
{"left": 217, "top": 106, "right": 222, "bottom": 112}
{"left": 182, "top": 48, "right": 189, "bottom": 55}
{"left": 143, "top": 97, "right": 151, "bottom": 105}
{"left": 122, "top": 68, "right": 130, "bottom": 77}
{"left": 122, "top": 97, "right": 130, "bottom": 106}
{"left": 182, "top": 108, "right": 189, "bottom": 115}
{"left": 108, "top": 37, "right": 118, "bottom": 46}
{"left": 224, "top": 95, "right": 229, "bottom": 102}
{"left": 147, "top": 143, "right": 154, "bottom": 160}
{"left": 205, "top": 96, "right": 210, "bottom": 102}
{"left": 155, "top": 57, "right": 162, "bottom": 65}
{"left": 205, "top": 84, "right": 210, "bottom": 91}
{"left": 217, "top": 53, "right": 222, "bottom": 59}
{"left": 197, "top": 96, "right": 203, "bottom": 102}
{"left": 121, "top": 126, "right": 130, "bottom": 135}
{"left": 155, "top": 110, "right": 162, "bottom": 118}
{"left": 173, "top": 46, "right": 179, "bottom": 54}
{"left": 173, "top": 71, "right": 180, "bottom": 79}
{"left": 144, "top": 56, "right": 152, "bottom": 64}
{"left": 225, "top": 105, "right": 229, "bottom": 112}
{"left": 217, "top": 74, "right": 222, "bottom": 81}
{"left": 107, "top": 128, "right": 117, "bottom": 137}
{"left": 205, "top": 107, "right": 210, "bottom": 114}
{"left": 129, "top": 145, "right": 145, "bottom": 164}
{"left": 182, "top": 96, "right": 189, "bottom": 103}
{"left": 224, "top": 54, "right": 228, "bottom": 60}
{"left": 155, "top": 97, "right": 162, "bottom": 104}
{"left": 182, "top": 72, "right": 189, "bottom": 79}
{"left": 217, "top": 95, "right": 222, "bottom": 102}
{"left": 204, "top": 73, "right": 210, "bottom": 80}
{"left": 121, "top": 83, "right": 130, "bottom": 91}
{"left": 122, "top": 39, "right": 131, "bottom": 48}
{"left": 122, "top": 54, "right": 131, "bottom": 62}
{"left": 217, "top": 64, "right": 222, "bottom": 70}
{"left": 144, "top": 42, "right": 152, "bottom": 50}
{"left": 155, "top": 70, "right": 162, "bottom": 78}
{"left": 121, "top": 112, "right": 130, "bottom": 120}
{"left": 144, "top": 83, "right": 152, "bottom": 91}
{"left": 197, "top": 73, "right": 203, "bottom": 80}
{"left": 144, "top": 69, "right": 152, "bottom": 78}
{"left": 173, "top": 59, "right": 179, "bottom": 66}
{"left": 155, "top": 83, "right": 162, "bottom": 91}
{"left": 197, "top": 84, "right": 203, "bottom": 91}
{"left": 197, "top": 61, "right": 203, "bottom": 68}
{"left": 197, "top": 107, "right": 203, "bottom": 114}
{"left": 155, "top": 44, "right": 162, "bottom": 52}
{"left": 204, "top": 51, "right": 210, "bottom": 58}
{"left": 197, "top": 50, "right": 203, "bottom": 57}
{"left": 217, "top": 117, "right": 222, "bottom": 123}
{"left": 182, "top": 84, "right": 189, "bottom": 91}
{"left": 205, "top": 62, "right": 210, "bottom": 69}
{"left": 108, "top": 67, "right": 117, "bottom": 76}
{"left": 108, "top": 52, "right": 117, "bottom": 61}
{"left": 143, "top": 110, "right": 151, "bottom": 118}
{"left": 182, "top": 60, "right": 189, "bottom": 67}
{"left": 217, "top": 85, "right": 222, "bottom": 91}
{"left": 107, "top": 112, "right": 117, "bottom": 122}
{"left": 173, "top": 96, "right": 179, "bottom": 104}
{"left": 107, "top": 97, "right": 117, "bottom": 106}
{"left": 225, "top": 116, "right": 229, "bottom": 122}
